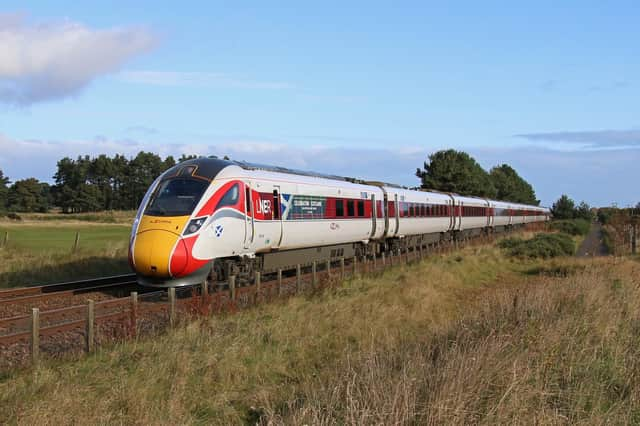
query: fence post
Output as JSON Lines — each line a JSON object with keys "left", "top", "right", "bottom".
{"left": 31, "top": 308, "right": 40, "bottom": 366}
{"left": 340, "top": 257, "right": 345, "bottom": 278}
{"left": 1, "top": 231, "right": 7, "bottom": 248}
{"left": 326, "top": 259, "right": 331, "bottom": 278}
{"left": 229, "top": 275, "right": 236, "bottom": 301}
{"left": 381, "top": 251, "right": 386, "bottom": 267}
{"left": 72, "top": 231, "right": 80, "bottom": 252}
{"left": 255, "top": 271, "right": 261, "bottom": 303}
{"left": 277, "top": 269, "right": 283, "bottom": 296}
{"left": 352, "top": 256, "right": 357, "bottom": 276}
{"left": 312, "top": 261, "right": 317, "bottom": 287}
{"left": 130, "top": 291, "right": 138, "bottom": 337}
{"left": 372, "top": 252, "right": 377, "bottom": 270}
{"left": 201, "top": 280, "right": 208, "bottom": 297}
{"left": 85, "top": 299, "right": 95, "bottom": 353}
{"left": 296, "top": 264, "right": 301, "bottom": 293}
{"left": 168, "top": 287, "right": 176, "bottom": 327}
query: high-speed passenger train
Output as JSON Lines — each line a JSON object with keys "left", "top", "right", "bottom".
{"left": 129, "top": 158, "right": 549, "bottom": 286}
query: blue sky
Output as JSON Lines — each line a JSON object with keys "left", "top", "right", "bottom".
{"left": 1, "top": 1, "right": 639, "bottom": 206}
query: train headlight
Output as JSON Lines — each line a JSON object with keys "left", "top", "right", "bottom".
{"left": 183, "top": 217, "right": 208, "bottom": 236}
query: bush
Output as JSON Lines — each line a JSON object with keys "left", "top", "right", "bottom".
{"left": 6, "top": 212, "right": 22, "bottom": 221}
{"left": 550, "top": 219, "right": 590, "bottom": 236}
{"left": 500, "top": 233, "right": 575, "bottom": 259}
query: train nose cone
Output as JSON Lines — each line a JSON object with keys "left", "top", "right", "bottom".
{"left": 133, "top": 230, "right": 183, "bottom": 277}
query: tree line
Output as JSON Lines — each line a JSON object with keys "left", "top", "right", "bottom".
{"left": 0, "top": 152, "right": 198, "bottom": 213}
{"left": 416, "top": 149, "right": 539, "bottom": 205}
{"left": 549, "top": 194, "right": 594, "bottom": 221}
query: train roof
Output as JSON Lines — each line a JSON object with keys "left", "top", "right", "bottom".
{"left": 168, "top": 157, "right": 546, "bottom": 210}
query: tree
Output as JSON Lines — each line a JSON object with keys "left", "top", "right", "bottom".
{"left": 575, "top": 201, "right": 593, "bottom": 221}
{"left": 0, "top": 169, "right": 10, "bottom": 212}
{"left": 125, "top": 152, "right": 167, "bottom": 208}
{"left": 74, "top": 183, "right": 103, "bottom": 212}
{"left": 7, "top": 178, "right": 50, "bottom": 212}
{"left": 489, "top": 164, "right": 539, "bottom": 205}
{"left": 416, "top": 149, "right": 497, "bottom": 198}
{"left": 179, "top": 154, "right": 198, "bottom": 162}
{"left": 551, "top": 194, "right": 576, "bottom": 219}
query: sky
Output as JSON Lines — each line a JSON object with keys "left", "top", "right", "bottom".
{"left": 1, "top": 1, "right": 639, "bottom": 207}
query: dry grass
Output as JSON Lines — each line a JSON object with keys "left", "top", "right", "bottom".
{"left": 272, "top": 259, "right": 640, "bottom": 425}
{"left": 0, "top": 244, "right": 637, "bottom": 425}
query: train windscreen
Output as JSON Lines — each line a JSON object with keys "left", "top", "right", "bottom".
{"left": 144, "top": 178, "right": 209, "bottom": 216}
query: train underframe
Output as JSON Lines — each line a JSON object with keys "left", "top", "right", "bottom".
{"left": 204, "top": 223, "right": 527, "bottom": 287}
{"left": 138, "top": 223, "right": 529, "bottom": 288}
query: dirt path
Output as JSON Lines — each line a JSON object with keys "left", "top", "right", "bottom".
{"left": 576, "top": 222, "right": 609, "bottom": 257}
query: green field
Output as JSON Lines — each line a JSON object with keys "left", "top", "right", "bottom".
{"left": 0, "top": 221, "right": 132, "bottom": 287}
{"left": 0, "top": 224, "right": 131, "bottom": 253}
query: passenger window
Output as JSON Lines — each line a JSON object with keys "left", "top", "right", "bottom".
{"left": 215, "top": 183, "right": 240, "bottom": 209}
{"left": 347, "top": 200, "right": 355, "bottom": 217}
{"left": 357, "top": 200, "right": 365, "bottom": 217}
{"left": 336, "top": 199, "right": 344, "bottom": 217}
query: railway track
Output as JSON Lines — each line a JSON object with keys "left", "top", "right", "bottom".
{"left": 0, "top": 274, "right": 136, "bottom": 304}
{"left": 0, "top": 274, "right": 140, "bottom": 305}
{"left": 0, "top": 274, "right": 150, "bottom": 324}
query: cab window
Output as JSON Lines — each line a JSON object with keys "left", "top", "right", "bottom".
{"left": 145, "top": 178, "right": 209, "bottom": 217}
{"left": 216, "top": 184, "right": 240, "bottom": 210}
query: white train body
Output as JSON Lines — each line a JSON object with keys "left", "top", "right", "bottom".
{"left": 129, "top": 158, "right": 549, "bottom": 286}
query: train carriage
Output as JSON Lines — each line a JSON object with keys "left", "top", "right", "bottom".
{"left": 129, "top": 157, "right": 549, "bottom": 287}
{"left": 452, "top": 195, "right": 491, "bottom": 235}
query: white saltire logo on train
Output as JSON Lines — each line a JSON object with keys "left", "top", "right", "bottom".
{"left": 214, "top": 224, "right": 224, "bottom": 237}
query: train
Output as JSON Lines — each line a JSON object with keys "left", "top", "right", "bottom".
{"left": 129, "top": 157, "right": 549, "bottom": 287}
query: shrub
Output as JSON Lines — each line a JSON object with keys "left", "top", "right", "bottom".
{"left": 500, "top": 233, "right": 575, "bottom": 259}
{"left": 550, "top": 219, "right": 590, "bottom": 236}
{"left": 6, "top": 212, "right": 22, "bottom": 221}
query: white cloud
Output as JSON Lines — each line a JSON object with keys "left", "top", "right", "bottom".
{"left": 0, "top": 13, "right": 157, "bottom": 105}
{"left": 515, "top": 129, "right": 640, "bottom": 148}
{"left": 118, "top": 71, "right": 295, "bottom": 90}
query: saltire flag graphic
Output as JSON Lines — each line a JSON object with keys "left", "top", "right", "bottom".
{"left": 280, "top": 194, "right": 292, "bottom": 219}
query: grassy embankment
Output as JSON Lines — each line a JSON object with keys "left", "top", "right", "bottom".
{"left": 2, "top": 230, "right": 638, "bottom": 424}
{"left": 0, "top": 211, "right": 134, "bottom": 287}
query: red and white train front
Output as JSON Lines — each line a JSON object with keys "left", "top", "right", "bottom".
{"left": 129, "top": 158, "right": 244, "bottom": 286}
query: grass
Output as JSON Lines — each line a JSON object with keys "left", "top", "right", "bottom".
{"left": 550, "top": 219, "right": 591, "bottom": 236}
{"left": 0, "top": 222, "right": 131, "bottom": 287}
{"left": 0, "top": 223, "right": 130, "bottom": 253}
{"left": 3, "top": 239, "right": 635, "bottom": 424}
{"left": 4, "top": 210, "right": 136, "bottom": 224}
{"left": 499, "top": 232, "right": 576, "bottom": 259}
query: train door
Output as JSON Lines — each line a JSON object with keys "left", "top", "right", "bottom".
{"left": 394, "top": 193, "right": 400, "bottom": 236}
{"left": 383, "top": 193, "right": 389, "bottom": 236}
{"left": 272, "top": 186, "right": 283, "bottom": 247}
{"left": 243, "top": 182, "right": 255, "bottom": 249}
{"left": 370, "top": 194, "right": 377, "bottom": 238}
